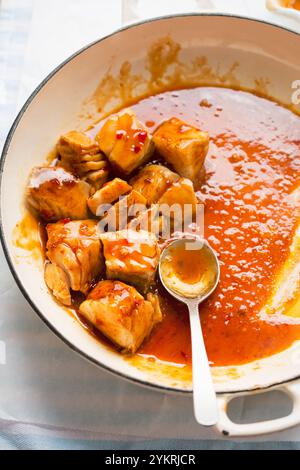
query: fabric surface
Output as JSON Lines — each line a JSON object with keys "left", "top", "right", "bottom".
{"left": 1, "top": 0, "right": 300, "bottom": 450}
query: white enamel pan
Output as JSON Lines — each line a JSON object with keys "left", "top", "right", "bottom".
{"left": 1, "top": 14, "right": 300, "bottom": 437}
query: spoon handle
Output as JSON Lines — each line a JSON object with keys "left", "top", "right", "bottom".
{"left": 188, "top": 304, "right": 218, "bottom": 426}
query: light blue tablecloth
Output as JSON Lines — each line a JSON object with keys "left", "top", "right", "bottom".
{"left": 1, "top": 0, "right": 300, "bottom": 450}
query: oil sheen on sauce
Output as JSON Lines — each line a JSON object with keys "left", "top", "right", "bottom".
{"left": 119, "top": 86, "right": 300, "bottom": 367}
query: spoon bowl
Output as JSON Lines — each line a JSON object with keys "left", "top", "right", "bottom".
{"left": 159, "top": 237, "right": 220, "bottom": 426}
{"left": 159, "top": 238, "right": 220, "bottom": 301}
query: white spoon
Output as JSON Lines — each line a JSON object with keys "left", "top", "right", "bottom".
{"left": 159, "top": 238, "right": 220, "bottom": 426}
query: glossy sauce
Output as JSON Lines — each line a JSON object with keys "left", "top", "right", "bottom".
{"left": 13, "top": 211, "right": 47, "bottom": 259}
{"left": 29, "top": 166, "right": 77, "bottom": 188}
{"left": 124, "top": 87, "right": 300, "bottom": 367}
{"left": 97, "top": 112, "right": 150, "bottom": 162}
{"left": 24, "top": 86, "right": 300, "bottom": 367}
{"left": 103, "top": 233, "right": 158, "bottom": 272}
{"left": 164, "top": 244, "right": 212, "bottom": 285}
{"left": 285, "top": 0, "right": 300, "bottom": 10}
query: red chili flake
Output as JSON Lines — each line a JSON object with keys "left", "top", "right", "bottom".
{"left": 60, "top": 218, "right": 71, "bottom": 225}
{"left": 137, "top": 130, "right": 147, "bottom": 143}
{"left": 63, "top": 179, "right": 76, "bottom": 188}
{"left": 116, "top": 130, "right": 126, "bottom": 140}
{"left": 132, "top": 144, "right": 141, "bottom": 153}
{"left": 50, "top": 178, "right": 61, "bottom": 187}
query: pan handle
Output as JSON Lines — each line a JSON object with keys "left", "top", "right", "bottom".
{"left": 216, "top": 382, "right": 300, "bottom": 437}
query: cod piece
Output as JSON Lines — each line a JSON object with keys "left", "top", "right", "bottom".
{"left": 146, "top": 292, "right": 163, "bottom": 323}
{"left": 45, "top": 263, "right": 72, "bottom": 306}
{"left": 104, "top": 190, "right": 147, "bottom": 231}
{"left": 88, "top": 178, "right": 132, "bottom": 216}
{"left": 96, "top": 110, "right": 154, "bottom": 176}
{"left": 100, "top": 229, "right": 160, "bottom": 293}
{"left": 27, "top": 166, "right": 90, "bottom": 221}
{"left": 158, "top": 178, "right": 198, "bottom": 233}
{"left": 159, "top": 177, "right": 198, "bottom": 212}
{"left": 57, "top": 130, "right": 110, "bottom": 190}
{"left": 79, "top": 280, "right": 162, "bottom": 354}
{"left": 45, "top": 219, "right": 103, "bottom": 305}
{"left": 127, "top": 205, "right": 163, "bottom": 237}
{"left": 153, "top": 117, "right": 209, "bottom": 186}
{"left": 57, "top": 130, "right": 100, "bottom": 159}
{"left": 130, "top": 164, "right": 180, "bottom": 205}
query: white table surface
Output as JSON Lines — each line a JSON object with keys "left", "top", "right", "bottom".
{"left": 1, "top": 0, "right": 300, "bottom": 449}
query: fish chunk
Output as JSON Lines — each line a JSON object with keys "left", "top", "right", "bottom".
{"left": 44, "top": 263, "right": 72, "bottom": 306}
{"left": 127, "top": 205, "right": 163, "bottom": 237}
{"left": 96, "top": 110, "right": 154, "bottom": 175}
{"left": 57, "top": 130, "right": 100, "bottom": 158}
{"left": 45, "top": 219, "right": 103, "bottom": 304}
{"left": 100, "top": 229, "right": 160, "bottom": 293}
{"left": 146, "top": 293, "right": 163, "bottom": 323}
{"left": 103, "top": 190, "right": 147, "bottom": 231}
{"left": 27, "top": 167, "right": 91, "bottom": 221}
{"left": 88, "top": 178, "right": 132, "bottom": 216}
{"left": 79, "top": 280, "right": 162, "bottom": 353}
{"left": 57, "top": 130, "right": 110, "bottom": 189}
{"left": 153, "top": 117, "right": 209, "bottom": 186}
{"left": 128, "top": 178, "right": 198, "bottom": 237}
{"left": 130, "top": 164, "right": 180, "bottom": 205}
{"left": 159, "top": 177, "right": 198, "bottom": 212}
{"left": 159, "top": 178, "right": 198, "bottom": 233}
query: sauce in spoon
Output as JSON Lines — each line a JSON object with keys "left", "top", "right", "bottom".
{"left": 161, "top": 241, "right": 219, "bottom": 299}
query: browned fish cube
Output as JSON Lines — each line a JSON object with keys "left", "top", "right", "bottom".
{"left": 96, "top": 111, "right": 154, "bottom": 175}
{"left": 130, "top": 164, "right": 180, "bottom": 205}
{"left": 103, "top": 190, "right": 147, "bottom": 231}
{"left": 100, "top": 229, "right": 160, "bottom": 293}
{"left": 79, "top": 280, "right": 162, "bottom": 353}
{"left": 88, "top": 178, "right": 132, "bottom": 216}
{"left": 44, "top": 263, "right": 72, "bottom": 306}
{"left": 127, "top": 205, "right": 163, "bottom": 237}
{"left": 27, "top": 167, "right": 90, "bottom": 221}
{"left": 153, "top": 117, "right": 209, "bottom": 186}
{"left": 158, "top": 177, "right": 198, "bottom": 213}
{"left": 57, "top": 131, "right": 110, "bottom": 190}
{"left": 45, "top": 219, "right": 103, "bottom": 303}
{"left": 57, "top": 130, "right": 100, "bottom": 160}
{"left": 158, "top": 178, "right": 198, "bottom": 234}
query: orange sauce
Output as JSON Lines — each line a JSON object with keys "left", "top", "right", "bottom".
{"left": 285, "top": 0, "right": 300, "bottom": 10}
{"left": 13, "top": 211, "right": 46, "bottom": 260}
{"left": 20, "top": 86, "right": 300, "bottom": 368}
{"left": 163, "top": 244, "right": 212, "bottom": 285}
{"left": 125, "top": 87, "right": 300, "bottom": 367}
